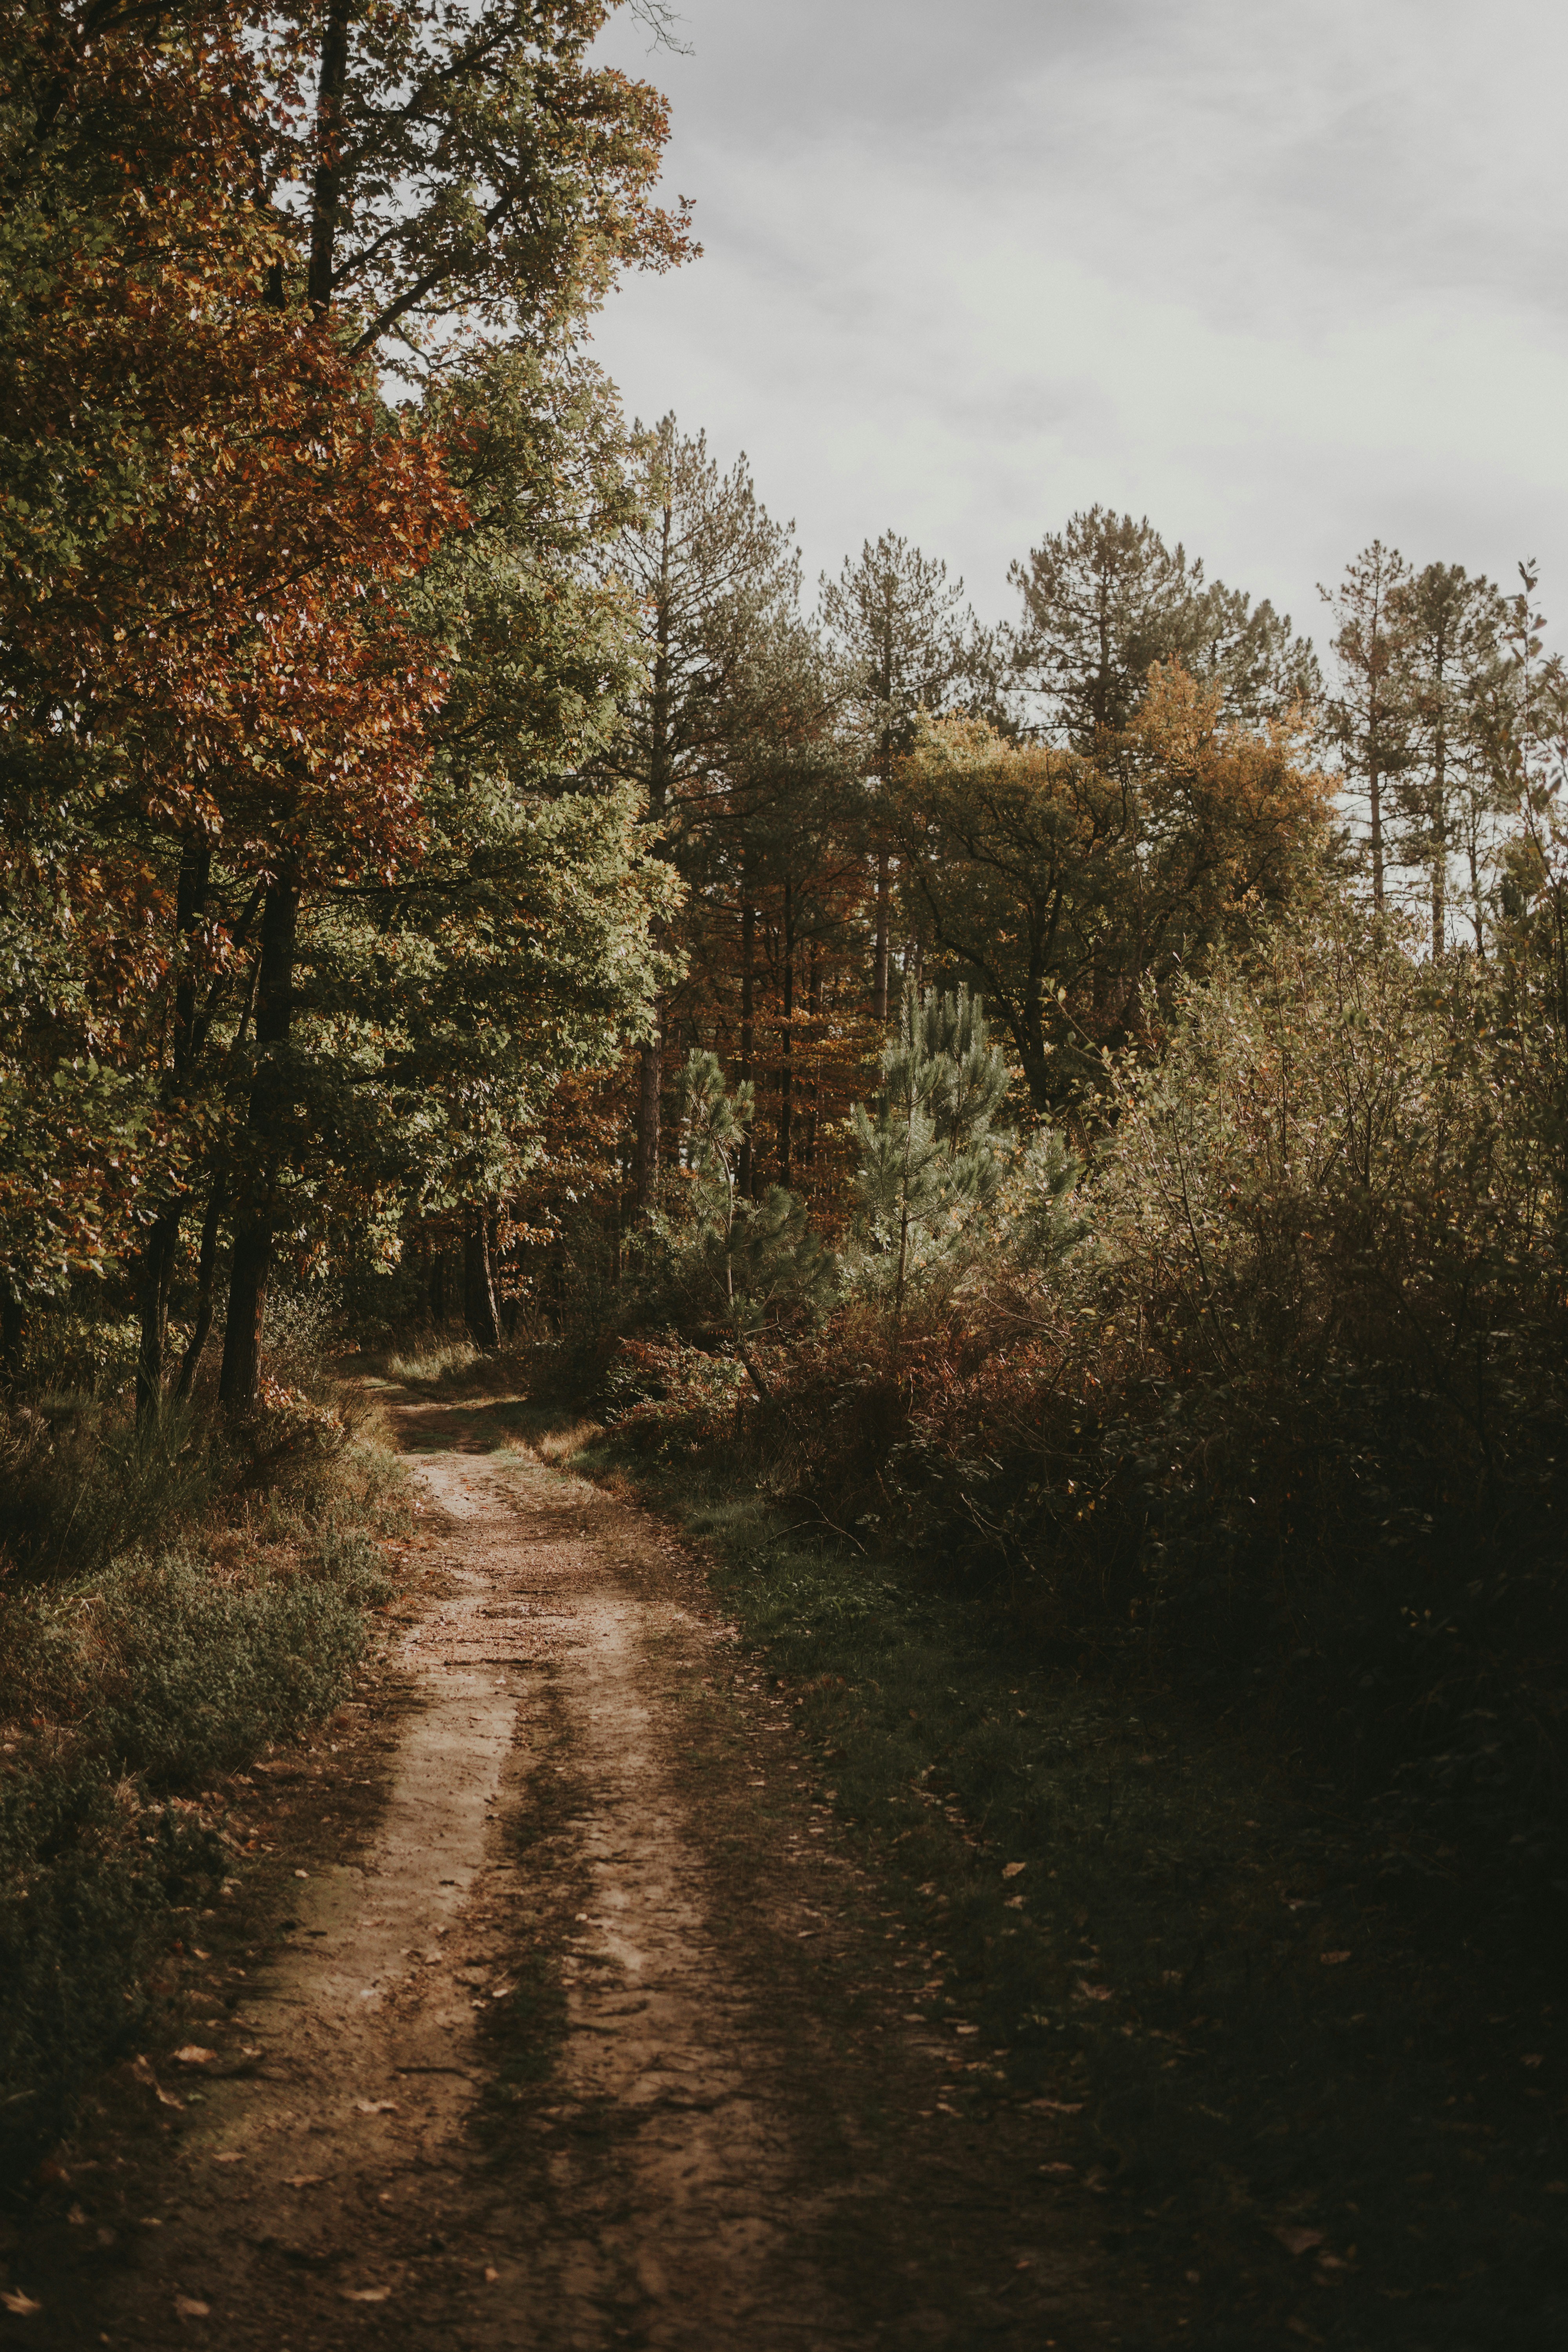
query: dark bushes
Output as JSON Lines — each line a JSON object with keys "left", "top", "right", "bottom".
{"left": 601, "top": 916, "right": 1568, "bottom": 1897}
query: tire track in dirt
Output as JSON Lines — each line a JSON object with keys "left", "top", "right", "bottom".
{"left": 14, "top": 1396, "right": 1120, "bottom": 2350}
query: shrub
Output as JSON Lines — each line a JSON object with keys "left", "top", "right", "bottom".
{"left": 0, "top": 1416, "right": 406, "bottom": 2186}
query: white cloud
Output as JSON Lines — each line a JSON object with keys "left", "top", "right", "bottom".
{"left": 593, "top": 0, "right": 1568, "bottom": 640}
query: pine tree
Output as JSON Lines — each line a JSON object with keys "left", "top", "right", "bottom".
{"left": 1011, "top": 507, "right": 1318, "bottom": 747}
{"left": 666, "top": 1051, "right": 835, "bottom": 1400}
{"left": 1388, "top": 563, "right": 1505, "bottom": 957}
{"left": 819, "top": 532, "right": 993, "bottom": 1018}
{"left": 849, "top": 984, "right": 1011, "bottom": 1326}
{"left": 1319, "top": 542, "right": 1412, "bottom": 913}
{"left": 599, "top": 418, "right": 801, "bottom": 1209}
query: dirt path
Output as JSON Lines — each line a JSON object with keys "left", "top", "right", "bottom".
{"left": 15, "top": 1398, "right": 1121, "bottom": 2350}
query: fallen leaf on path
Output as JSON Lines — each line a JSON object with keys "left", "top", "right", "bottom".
{"left": 173, "top": 2296, "right": 210, "bottom": 2319}
{"left": 1002, "top": 1862, "right": 1026, "bottom": 1879}
{"left": 1319, "top": 1952, "right": 1351, "bottom": 1966}
{"left": 483, "top": 2268, "right": 498, "bottom": 2283}
{"left": 1039, "top": 2161, "right": 1075, "bottom": 2176}
{"left": 2, "top": 2291, "right": 41, "bottom": 2315}
{"left": 67, "top": 2205, "right": 86, "bottom": 2226}
{"left": 354, "top": 2099, "right": 397, "bottom": 2114}
{"left": 1272, "top": 2226, "right": 1326, "bottom": 2257}
{"left": 281, "top": 2175, "right": 324, "bottom": 2189}
{"left": 212, "top": 2153, "right": 244, "bottom": 2164}
{"left": 953, "top": 2024, "right": 980, "bottom": 2036}
{"left": 1029, "top": 2099, "right": 1085, "bottom": 2115}
{"left": 172, "top": 2047, "right": 216, "bottom": 2067}
{"left": 341, "top": 2288, "right": 390, "bottom": 2303}
{"left": 1076, "top": 1981, "right": 1114, "bottom": 2001}
{"left": 130, "top": 2054, "right": 182, "bottom": 2109}
{"left": 294, "top": 1869, "right": 308, "bottom": 1880}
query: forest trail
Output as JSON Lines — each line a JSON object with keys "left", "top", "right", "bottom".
{"left": 22, "top": 1395, "right": 1120, "bottom": 2351}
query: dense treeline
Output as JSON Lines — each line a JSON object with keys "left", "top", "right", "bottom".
{"left": 7, "top": 0, "right": 1568, "bottom": 1993}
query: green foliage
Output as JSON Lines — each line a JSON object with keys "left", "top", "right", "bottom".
{"left": 0, "top": 1397, "right": 221, "bottom": 1579}
{"left": 650, "top": 1050, "right": 836, "bottom": 1398}
{"left": 848, "top": 982, "right": 1012, "bottom": 1318}
{"left": 895, "top": 675, "right": 1334, "bottom": 1111}
{"left": 1006, "top": 1124, "right": 1086, "bottom": 1270}
{"left": 1009, "top": 503, "right": 1320, "bottom": 743}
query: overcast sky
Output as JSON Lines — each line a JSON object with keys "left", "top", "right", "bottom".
{"left": 590, "top": 0, "right": 1568, "bottom": 654}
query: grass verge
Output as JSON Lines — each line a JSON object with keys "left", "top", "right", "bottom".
{"left": 530, "top": 1411, "right": 1568, "bottom": 2352}
{"left": 0, "top": 1401, "right": 409, "bottom": 2192}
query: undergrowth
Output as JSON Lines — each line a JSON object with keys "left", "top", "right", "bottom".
{"left": 0, "top": 1353, "right": 408, "bottom": 2190}
{"left": 553, "top": 1424, "right": 1568, "bottom": 2350}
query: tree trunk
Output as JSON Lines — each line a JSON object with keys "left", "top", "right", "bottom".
{"left": 308, "top": 2, "right": 352, "bottom": 313}
{"left": 1369, "top": 760, "right": 1383, "bottom": 912}
{"left": 738, "top": 895, "right": 755, "bottom": 1198}
{"left": 136, "top": 1207, "right": 183, "bottom": 1425}
{"left": 174, "top": 1165, "right": 227, "bottom": 1401}
{"left": 1431, "top": 729, "right": 1446, "bottom": 961}
{"left": 873, "top": 849, "right": 891, "bottom": 1022}
{"left": 463, "top": 1207, "right": 501, "bottom": 1350}
{"left": 218, "top": 873, "right": 298, "bottom": 1412}
{"left": 804, "top": 947, "right": 822, "bottom": 1170}
{"left": 779, "top": 879, "right": 795, "bottom": 1190}
{"left": 136, "top": 836, "right": 209, "bottom": 1424}
{"left": 0, "top": 1287, "right": 22, "bottom": 1382}
{"left": 632, "top": 1000, "right": 664, "bottom": 1214}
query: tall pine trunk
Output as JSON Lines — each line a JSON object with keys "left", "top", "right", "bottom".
{"left": 779, "top": 878, "right": 795, "bottom": 1189}
{"left": 803, "top": 947, "right": 822, "bottom": 1170}
{"left": 633, "top": 1004, "right": 664, "bottom": 1213}
{"left": 136, "top": 838, "right": 209, "bottom": 1425}
{"left": 215, "top": 12, "right": 345, "bottom": 1413}
{"left": 738, "top": 890, "right": 755, "bottom": 1198}
{"left": 218, "top": 874, "right": 298, "bottom": 1412}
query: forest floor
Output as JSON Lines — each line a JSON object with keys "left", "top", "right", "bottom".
{"left": 2, "top": 1388, "right": 1132, "bottom": 2351}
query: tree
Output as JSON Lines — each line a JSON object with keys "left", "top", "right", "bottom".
{"left": 1011, "top": 506, "right": 1319, "bottom": 747}
{"left": 892, "top": 670, "right": 1332, "bottom": 1112}
{"left": 848, "top": 984, "right": 1010, "bottom": 1327}
{"left": 598, "top": 417, "right": 801, "bottom": 1207}
{"left": 1387, "top": 563, "right": 1506, "bottom": 957}
{"left": 0, "top": 5, "right": 459, "bottom": 1404}
{"left": 664, "top": 1049, "right": 835, "bottom": 1401}
{"left": 819, "top": 532, "right": 997, "bottom": 1018}
{"left": 252, "top": 0, "right": 690, "bottom": 374}
{"left": 0, "top": 1, "right": 689, "bottom": 1406}
{"left": 1319, "top": 541, "right": 1412, "bottom": 913}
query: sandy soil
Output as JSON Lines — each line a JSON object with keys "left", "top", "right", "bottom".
{"left": 7, "top": 1397, "right": 1125, "bottom": 2350}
